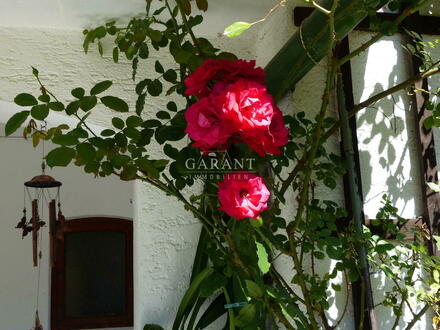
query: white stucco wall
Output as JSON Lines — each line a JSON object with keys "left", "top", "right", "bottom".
{"left": 0, "top": 1, "right": 438, "bottom": 329}
{"left": 0, "top": 123, "right": 133, "bottom": 330}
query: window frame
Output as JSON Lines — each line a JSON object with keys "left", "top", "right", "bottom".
{"left": 51, "top": 217, "right": 133, "bottom": 330}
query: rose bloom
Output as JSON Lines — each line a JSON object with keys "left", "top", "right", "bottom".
{"left": 184, "top": 96, "right": 232, "bottom": 151}
{"left": 221, "top": 79, "right": 275, "bottom": 131}
{"left": 218, "top": 172, "right": 270, "bottom": 220}
{"left": 242, "top": 107, "right": 289, "bottom": 156}
{"left": 185, "top": 59, "right": 266, "bottom": 97}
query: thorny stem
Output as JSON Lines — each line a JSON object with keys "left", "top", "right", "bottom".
{"left": 164, "top": 0, "right": 191, "bottom": 105}
{"left": 270, "top": 301, "right": 295, "bottom": 330}
{"left": 332, "top": 270, "right": 350, "bottom": 329}
{"left": 405, "top": 304, "right": 430, "bottom": 330}
{"left": 174, "top": 1, "right": 203, "bottom": 55}
{"left": 270, "top": 267, "right": 305, "bottom": 304}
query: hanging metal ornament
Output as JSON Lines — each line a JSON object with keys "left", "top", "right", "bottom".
{"left": 16, "top": 161, "right": 65, "bottom": 267}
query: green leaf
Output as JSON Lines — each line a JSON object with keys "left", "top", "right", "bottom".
{"left": 79, "top": 96, "right": 98, "bottom": 111}
{"left": 164, "top": 144, "right": 179, "bottom": 159}
{"left": 172, "top": 268, "right": 213, "bottom": 330}
{"left": 144, "top": 119, "right": 161, "bottom": 128}
{"left": 112, "top": 117, "right": 125, "bottom": 130}
{"left": 167, "top": 101, "right": 178, "bottom": 112}
{"left": 46, "top": 147, "right": 76, "bottom": 167}
{"left": 48, "top": 102, "right": 65, "bottom": 111}
{"left": 113, "top": 47, "right": 119, "bottom": 63}
{"left": 38, "top": 94, "right": 50, "bottom": 103}
{"left": 235, "top": 303, "right": 257, "bottom": 327}
{"left": 90, "top": 80, "right": 113, "bottom": 95}
{"left": 331, "top": 283, "right": 342, "bottom": 291}
{"left": 224, "top": 22, "right": 252, "bottom": 38}
{"left": 71, "top": 87, "right": 85, "bottom": 99}
{"left": 164, "top": 69, "right": 178, "bottom": 83}
{"left": 255, "top": 241, "right": 270, "bottom": 274}
{"left": 156, "top": 111, "right": 170, "bottom": 120}
{"left": 66, "top": 101, "right": 80, "bottom": 115}
{"left": 30, "top": 104, "right": 50, "bottom": 120}
{"left": 84, "top": 161, "right": 100, "bottom": 174}
{"left": 5, "top": 111, "right": 30, "bottom": 136}
{"left": 148, "top": 79, "right": 163, "bottom": 96}
{"left": 126, "top": 115, "right": 143, "bottom": 127}
{"left": 14, "top": 93, "right": 37, "bottom": 106}
{"left": 155, "top": 60, "right": 164, "bottom": 73}
{"left": 148, "top": 29, "right": 162, "bottom": 42}
{"left": 139, "top": 44, "right": 149, "bottom": 59}
{"left": 52, "top": 134, "right": 79, "bottom": 146}
{"left": 76, "top": 143, "right": 96, "bottom": 162}
{"left": 424, "top": 116, "right": 435, "bottom": 129}
{"left": 101, "top": 129, "right": 115, "bottom": 137}
{"left": 199, "top": 272, "right": 227, "bottom": 297}
{"left": 120, "top": 165, "right": 137, "bottom": 181}
{"left": 245, "top": 280, "right": 263, "bottom": 298}
{"left": 101, "top": 96, "right": 129, "bottom": 112}
{"left": 155, "top": 126, "right": 185, "bottom": 144}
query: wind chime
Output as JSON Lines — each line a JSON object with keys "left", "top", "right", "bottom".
{"left": 15, "top": 137, "right": 66, "bottom": 330}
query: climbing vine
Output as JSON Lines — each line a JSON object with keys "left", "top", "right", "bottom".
{"left": 5, "top": 0, "right": 440, "bottom": 329}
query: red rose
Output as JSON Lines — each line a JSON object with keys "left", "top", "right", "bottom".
{"left": 218, "top": 172, "right": 270, "bottom": 220}
{"left": 221, "top": 79, "right": 274, "bottom": 130}
{"left": 185, "top": 59, "right": 266, "bottom": 98}
{"left": 242, "top": 107, "right": 289, "bottom": 156}
{"left": 184, "top": 96, "right": 232, "bottom": 151}
{"left": 185, "top": 58, "right": 221, "bottom": 98}
{"left": 221, "top": 59, "right": 266, "bottom": 85}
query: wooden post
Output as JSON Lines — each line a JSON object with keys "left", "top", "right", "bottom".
{"left": 31, "top": 199, "right": 39, "bottom": 267}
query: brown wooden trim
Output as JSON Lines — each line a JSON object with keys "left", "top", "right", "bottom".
{"left": 51, "top": 217, "right": 133, "bottom": 330}
{"left": 293, "top": 7, "right": 440, "bottom": 35}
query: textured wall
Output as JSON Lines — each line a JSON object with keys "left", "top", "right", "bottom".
{"left": 0, "top": 1, "right": 438, "bottom": 329}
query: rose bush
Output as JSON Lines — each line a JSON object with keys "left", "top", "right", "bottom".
{"left": 6, "top": 1, "right": 440, "bottom": 329}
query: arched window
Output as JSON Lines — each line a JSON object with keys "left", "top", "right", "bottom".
{"left": 51, "top": 217, "right": 133, "bottom": 329}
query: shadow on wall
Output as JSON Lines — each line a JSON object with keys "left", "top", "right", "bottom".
{"left": 351, "top": 33, "right": 423, "bottom": 221}
{"left": 350, "top": 33, "right": 428, "bottom": 329}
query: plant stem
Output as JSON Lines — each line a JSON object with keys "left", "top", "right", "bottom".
{"left": 270, "top": 301, "right": 295, "bottom": 330}
{"left": 174, "top": 1, "right": 203, "bottom": 55}
{"left": 270, "top": 267, "right": 305, "bottom": 304}
{"left": 405, "top": 304, "right": 430, "bottom": 330}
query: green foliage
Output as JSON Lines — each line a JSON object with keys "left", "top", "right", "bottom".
{"left": 7, "top": 0, "right": 440, "bottom": 329}
{"left": 224, "top": 22, "right": 252, "bottom": 38}
{"left": 5, "top": 111, "right": 29, "bottom": 136}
